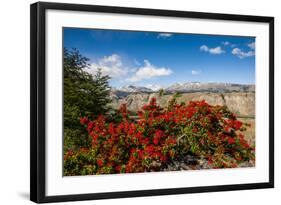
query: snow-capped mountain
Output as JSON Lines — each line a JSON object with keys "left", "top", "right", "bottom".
{"left": 144, "top": 84, "right": 163, "bottom": 91}
{"left": 118, "top": 85, "right": 153, "bottom": 93}
{"left": 113, "top": 82, "right": 255, "bottom": 94}
{"left": 165, "top": 82, "right": 255, "bottom": 93}
{"left": 166, "top": 82, "right": 201, "bottom": 91}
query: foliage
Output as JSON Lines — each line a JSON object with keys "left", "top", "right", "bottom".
{"left": 63, "top": 48, "right": 112, "bottom": 151}
{"left": 64, "top": 98, "right": 254, "bottom": 175}
{"left": 158, "top": 88, "right": 165, "bottom": 97}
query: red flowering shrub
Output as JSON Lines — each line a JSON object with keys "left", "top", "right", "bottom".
{"left": 64, "top": 98, "right": 254, "bottom": 175}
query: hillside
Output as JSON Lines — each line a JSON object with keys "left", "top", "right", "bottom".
{"left": 110, "top": 91, "right": 255, "bottom": 117}
{"left": 110, "top": 90, "right": 255, "bottom": 147}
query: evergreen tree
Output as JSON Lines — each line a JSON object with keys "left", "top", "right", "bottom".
{"left": 63, "top": 48, "right": 112, "bottom": 150}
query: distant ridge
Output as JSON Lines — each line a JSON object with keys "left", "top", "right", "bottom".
{"left": 116, "top": 85, "right": 153, "bottom": 93}
{"left": 113, "top": 82, "right": 255, "bottom": 94}
{"left": 165, "top": 82, "right": 255, "bottom": 93}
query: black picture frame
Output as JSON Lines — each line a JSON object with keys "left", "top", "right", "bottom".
{"left": 30, "top": 2, "right": 274, "bottom": 203}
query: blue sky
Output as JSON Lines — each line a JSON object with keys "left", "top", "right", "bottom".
{"left": 63, "top": 28, "right": 255, "bottom": 89}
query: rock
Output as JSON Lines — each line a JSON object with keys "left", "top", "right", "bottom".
{"left": 162, "top": 155, "right": 210, "bottom": 171}
{"left": 238, "top": 160, "right": 255, "bottom": 168}
{"left": 198, "top": 158, "right": 212, "bottom": 169}
{"left": 180, "top": 163, "right": 192, "bottom": 170}
{"left": 183, "top": 155, "right": 198, "bottom": 165}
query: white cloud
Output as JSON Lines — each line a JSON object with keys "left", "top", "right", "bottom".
{"left": 222, "top": 41, "right": 236, "bottom": 48}
{"left": 88, "top": 54, "right": 128, "bottom": 78}
{"left": 222, "top": 41, "right": 230, "bottom": 46}
{"left": 209, "top": 46, "right": 225, "bottom": 54}
{"left": 200, "top": 45, "right": 225, "bottom": 55}
{"left": 200, "top": 45, "right": 209, "bottom": 52}
{"left": 157, "top": 33, "right": 173, "bottom": 39}
{"left": 87, "top": 55, "right": 172, "bottom": 83}
{"left": 232, "top": 48, "right": 255, "bottom": 59}
{"left": 248, "top": 42, "right": 255, "bottom": 50}
{"left": 191, "top": 70, "right": 201, "bottom": 75}
{"left": 127, "top": 60, "right": 172, "bottom": 82}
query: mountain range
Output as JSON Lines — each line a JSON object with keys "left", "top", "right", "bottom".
{"left": 113, "top": 82, "right": 255, "bottom": 94}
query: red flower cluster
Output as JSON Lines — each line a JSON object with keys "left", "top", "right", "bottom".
{"left": 64, "top": 98, "right": 254, "bottom": 175}
{"left": 77, "top": 99, "right": 179, "bottom": 174}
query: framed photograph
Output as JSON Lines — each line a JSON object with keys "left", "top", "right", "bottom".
{"left": 30, "top": 2, "right": 274, "bottom": 203}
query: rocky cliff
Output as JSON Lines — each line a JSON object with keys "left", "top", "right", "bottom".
{"left": 110, "top": 91, "right": 255, "bottom": 117}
